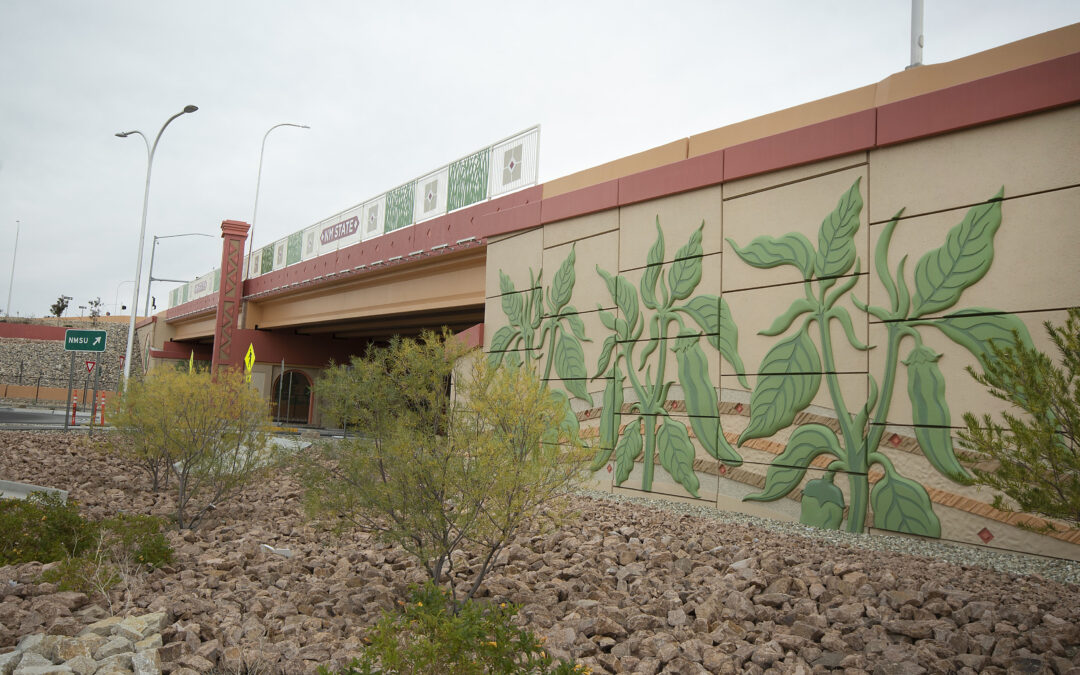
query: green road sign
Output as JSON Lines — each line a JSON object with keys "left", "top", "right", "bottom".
{"left": 65, "top": 329, "right": 107, "bottom": 352}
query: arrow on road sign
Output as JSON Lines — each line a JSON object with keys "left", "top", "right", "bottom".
{"left": 86, "top": 361, "right": 96, "bottom": 374}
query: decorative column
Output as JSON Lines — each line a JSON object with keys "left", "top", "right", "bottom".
{"left": 211, "top": 220, "right": 250, "bottom": 374}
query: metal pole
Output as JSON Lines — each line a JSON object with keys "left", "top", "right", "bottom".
{"left": 909, "top": 0, "right": 924, "bottom": 69}
{"left": 5, "top": 220, "right": 18, "bottom": 318}
{"left": 118, "top": 105, "right": 198, "bottom": 384}
{"left": 144, "top": 236, "right": 159, "bottom": 317}
{"left": 89, "top": 363, "right": 101, "bottom": 438}
{"left": 144, "top": 232, "right": 214, "bottom": 316}
{"left": 285, "top": 369, "right": 294, "bottom": 424}
{"left": 64, "top": 353, "right": 74, "bottom": 431}
{"left": 239, "top": 123, "right": 309, "bottom": 330}
{"left": 276, "top": 359, "right": 285, "bottom": 424}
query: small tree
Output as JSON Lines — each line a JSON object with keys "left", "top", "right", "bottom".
{"left": 88, "top": 297, "right": 103, "bottom": 324}
{"left": 49, "top": 295, "right": 71, "bottom": 322}
{"left": 959, "top": 308, "right": 1080, "bottom": 527}
{"left": 109, "top": 367, "right": 272, "bottom": 529}
{"left": 299, "top": 330, "right": 588, "bottom": 607}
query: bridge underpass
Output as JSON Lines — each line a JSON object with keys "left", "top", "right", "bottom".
{"left": 142, "top": 243, "right": 489, "bottom": 426}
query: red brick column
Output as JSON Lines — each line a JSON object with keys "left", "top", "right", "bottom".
{"left": 211, "top": 220, "right": 250, "bottom": 374}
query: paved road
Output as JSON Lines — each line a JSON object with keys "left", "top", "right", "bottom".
{"left": 0, "top": 407, "right": 94, "bottom": 428}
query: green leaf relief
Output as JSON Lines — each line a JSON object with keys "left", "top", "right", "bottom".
{"left": 543, "top": 389, "right": 581, "bottom": 447}
{"left": 499, "top": 271, "right": 523, "bottom": 326}
{"left": 873, "top": 210, "right": 905, "bottom": 316}
{"left": 675, "top": 337, "right": 742, "bottom": 465}
{"left": 598, "top": 267, "right": 640, "bottom": 332}
{"left": 591, "top": 367, "right": 625, "bottom": 471}
{"left": 930, "top": 309, "right": 1034, "bottom": 370}
{"left": 656, "top": 417, "right": 701, "bottom": 498}
{"left": 668, "top": 224, "right": 704, "bottom": 301}
{"left": 800, "top": 478, "right": 846, "bottom": 530}
{"left": 760, "top": 298, "right": 817, "bottom": 337}
{"left": 739, "top": 331, "right": 822, "bottom": 443}
{"left": 488, "top": 325, "right": 518, "bottom": 357}
{"left": 641, "top": 220, "right": 665, "bottom": 310}
{"left": 870, "top": 467, "right": 941, "bottom": 537}
{"left": 561, "top": 310, "right": 588, "bottom": 342}
{"left": 598, "top": 310, "right": 617, "bottom": 332}
{"left": 614, "top": 418, "right": 643, "bottom": 485}
{"left": 549, "top": 244, "right": 576, "bottom": 314}
{"left": 911, "top": 189, "right": 1004, "bottom": 318}
{"left": 903, "top": 346, "right": 970, "bottom": 482}
{"left": 744, "top": 423, "right": 842, "bottom": 502}
{"left": 828, "top": 306, "right": 870, "bottom": 351}
{"left": 553, "top": 332, "right": 592, "bottom": 406}
{"left": 678, "top": 295, "right": 748, "bottom": 387}
{"left": 530, "top": 286, "right": 543, "bottom": 329}
{"left": 726, "top": 233, "right": 815, "bottom": 280}
{"left": 595, "top": 334, "right": 616, "bottom": 377}
{"left": 815, "top": 177, "right": 863, "bottom": 278}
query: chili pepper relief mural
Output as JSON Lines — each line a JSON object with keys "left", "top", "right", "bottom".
{"left": 486, "top": 179, "right": 1032, "bottom": 538}
{"left": 487, "top": 246, "right": 593, "bottom": 438}
{"left": 590, "top": 222, "right": 748, "bottom": 498}
{"left": 728, "top": 179, "right": 1032, "bottom": 536}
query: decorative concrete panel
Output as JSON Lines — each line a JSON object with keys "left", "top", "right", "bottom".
{"left": 543, "top": 209, "right": 619, "bottom": 250}
{"left": 869, "top": 106, "right": 1080, "bottom": 222}
{"left": 618, "top": 185, "right": 724, "bottom": 270}
{"left": 868, "top": 187, "right": 1080, "bottom": 317}
{"left": 484, "top": 228, "right": 543, "bottom": 299}
{"left": 722, "top": 168, "right": 869, "bottom": 292}
{"left": 723, "top": 152, "right": 867, "bottom": 200}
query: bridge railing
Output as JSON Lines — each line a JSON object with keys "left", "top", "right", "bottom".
{"left": 168, "top": 126, "right": 539, "bottom": 309}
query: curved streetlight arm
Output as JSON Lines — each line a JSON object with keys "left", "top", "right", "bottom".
{"left": 117, "top": 105, "right": 198, "bottom": 383}
{"left": 145, "top": 232, "right": 215, "bottom": 316}
{"left": 246, "top": 123, "right": 310, "bottom": 277}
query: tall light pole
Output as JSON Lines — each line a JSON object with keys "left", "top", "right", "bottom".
{"left": 247, "top": 123, "right": 309, "bottom": 278}
{"left": 238, "top": 122, "right": 309, "bottom": 330}
{"left": 145, "top": 232, "right": 215, "bottom": 316}
{"left": 5, "top": 220, "right": 17, "bottom": 318}
{"left": 116, "top": 105, "right": 198, "bottom": 383}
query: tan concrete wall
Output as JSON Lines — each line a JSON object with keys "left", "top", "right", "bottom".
{"left": 485, "top": 104, "right": 1080, "bottom": 560}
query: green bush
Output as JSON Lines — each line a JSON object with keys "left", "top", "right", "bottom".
{"left": 0, "top": 492, "right": 97, "bottom": 565}
{"left": 109, "top": 367, "right": 272, "bottom": 529}
{"left": 959, "top": 308, "right": 1080, "bottom": 526}
{"left": 99, "top": 513, "right": 174, "bottom": 568}
{"left": 321, "top": 583, "right": 587, "bottom": 675}
{"left": 40, "top": 555, "right": 120, "bottom": 595}
{"left": 300, "top": 331, "right": 588, "bottom": 607}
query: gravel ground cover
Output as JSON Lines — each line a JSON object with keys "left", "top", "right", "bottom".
{"left": 1, "top": 431, "right": 1078, "bottom": 674}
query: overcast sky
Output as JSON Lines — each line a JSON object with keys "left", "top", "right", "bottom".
{"left": 2, "top": 1, "right": 1078, "bottom": 318}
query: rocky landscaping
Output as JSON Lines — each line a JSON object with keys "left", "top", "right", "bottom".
{"left": 1, "top": 431, "right": 1079, "bottom": 674}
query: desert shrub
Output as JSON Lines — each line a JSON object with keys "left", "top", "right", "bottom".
{"left": 0, "top": 492, "right": 96, "bottom": 565}
{"left": 959, "top": 308, "right": 1080, "bottom": 526}
{"left": 40, "top": 554, "right": 120, "bottom": 595}
{"left": 109, "top": 367, "right": 272, "bottom": 529}
{"left": 321, "top": 582, "right": 585, "bottom": 675}
{"left": 299, "top": 331, "right": 588, "bottom": 607}
{"left": 99, "top": 513, "right": 174, "bottom": 568}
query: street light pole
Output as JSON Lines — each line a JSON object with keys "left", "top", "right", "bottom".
{"left": 145, "top": 232, "right": 215, "bottom": 316}
{"left": 246, "top": 123, "right": 309, "bottom": 279}
{"left": 113, "top": 280, "right": 134, "bottom": 315}
{"left": 5, "top": 220, "right": 18, "bottom": 318}
{"left": 116, "top": 105, "right": 198, "bottom": 383}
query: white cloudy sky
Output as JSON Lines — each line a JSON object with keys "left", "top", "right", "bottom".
{"left": 1, "top": 1, "right": 1077, "bottom": 318}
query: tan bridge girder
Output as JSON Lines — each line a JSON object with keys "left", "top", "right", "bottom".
{"left": 167, "top": 247, "right": 487, "bottom": 342}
